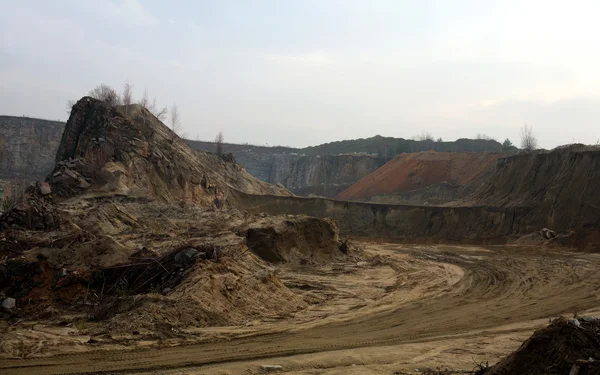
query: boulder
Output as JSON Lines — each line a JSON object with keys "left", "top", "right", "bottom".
{"left": 37, "top": 181, "right": 52, "bottom": 195}
{"left": 2, "top": 297, "right": 16, "bottom": 310}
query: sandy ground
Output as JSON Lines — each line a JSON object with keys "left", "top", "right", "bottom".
{"left": 2, "top": 241, "right": 600, "bottom": 374}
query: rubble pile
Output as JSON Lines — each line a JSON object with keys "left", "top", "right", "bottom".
{"left": 0, "top": 97, "right": 353, "bottom": 353}
{"left": 487, "top": 317, "right": 600, "bottom": 375}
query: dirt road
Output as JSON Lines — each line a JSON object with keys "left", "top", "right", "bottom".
{"left": 2, "top": 243, "right": 600, "bottom": 374}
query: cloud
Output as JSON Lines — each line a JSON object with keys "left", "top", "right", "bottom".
{"left": 262, "top": 51, "right": 335, "bottom": 68}
{"left": 94, "top": 0, "right": 159, "bottom": 27}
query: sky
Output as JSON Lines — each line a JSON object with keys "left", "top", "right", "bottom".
{"left": 1, "top": 0, "right": 600, "bottom": 148}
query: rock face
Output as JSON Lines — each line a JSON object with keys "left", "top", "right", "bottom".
{"left": 230, "top": 145, "right": 600, "bottom": 251}
{"left": 0, "top": 116, "right": 64, "bottom": 180}
{"left": 268, "top": 153, "right": 384, "bottom": 197}
{"left": 186, "top": 140, "right": 384, "bottom": 198}
{"left": 186, "top": 137, "right": 505, "bottom": 198}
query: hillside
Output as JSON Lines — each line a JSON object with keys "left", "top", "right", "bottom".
{"left": 337, "top": 151, "right": 506, "bottom": 202}
{"left": 187, "top": 136, "right": 505, "bottom": 198}
{"left": 300, "top": 135, "right": 504, "bottom": 156}
{"left": 0, "top": 115, "right": 506, "bottom": 200}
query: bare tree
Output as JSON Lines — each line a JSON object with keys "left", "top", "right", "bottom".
{"left": 149, "top": 97, "right": 168, "bottom": 120}
{"left": 139, "top": 89, "right": 149, "bottom": 108}
{"left": 215, "top": 131, "right": 224, "bottom": 156}
{"left": 66, "top": 99, "right": 76, "bottom": 116}
{"left": 414, "top": 131, "right": 434, "bottom": 141}
{"left": 88, "top": 84, "right": 122, "bottom": 106}
{"left": 169, "top": 103, "right": 181, "bottom": 140}
{"left": 122, "top": 81, "right": 133, "bottom": 113}
{"left": 476, "top": 133, "right": 495, "bottom": 141}
{"left": 520, "top": 124, "right": 538, "bottom": 151}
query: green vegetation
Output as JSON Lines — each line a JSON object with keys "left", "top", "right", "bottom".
{"left": 502, "top": 138, "right": 518, "bottom": 152}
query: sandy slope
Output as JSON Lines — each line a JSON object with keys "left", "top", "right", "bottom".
{"left": 2, "top": 242, "right": 599, "bottom": 374}
{"left": 337, "top": 151, "right": 505, "bottom": 201}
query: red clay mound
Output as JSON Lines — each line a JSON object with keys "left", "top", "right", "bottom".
{"left": 337, "top": 151, "right": 506, "bottom": 201}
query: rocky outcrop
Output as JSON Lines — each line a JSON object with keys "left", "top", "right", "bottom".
{"left": 0, "top": 116, "right": 64, "bottom": 180}
{"left": 1, "top": 97, "right": 291, "bottom": 230}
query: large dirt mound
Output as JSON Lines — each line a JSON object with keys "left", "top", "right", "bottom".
{"left": 337, "top": 151, "right": 505, "bottom": 202}
{"left": 1, "top": 97, "right": 291, "bottom": 230}
{"left": 487, "top": 317, "right": 600, "bottom": 375}
{"left": 56, "top": 97, "right": 290, "bottom": 203}
{"left": 0, "top": 96, "right": 352, "bottom": 354}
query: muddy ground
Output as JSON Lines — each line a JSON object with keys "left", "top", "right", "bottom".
{"left": 2, "top": 241, "right": 599, "bottom": 374}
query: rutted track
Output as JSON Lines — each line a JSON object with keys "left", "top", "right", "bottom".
{"left": 2, "top": 243, "right": 600, "bottom": 374}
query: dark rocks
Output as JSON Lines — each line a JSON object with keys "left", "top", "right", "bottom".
{"left": 174, "top": 247, "right": 200, "bottom": 267}
{"left": 221, "top": 152, "right": 236, "bottom": 163}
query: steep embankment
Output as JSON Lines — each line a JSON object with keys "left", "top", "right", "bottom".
{"left": 464, "top": 145, "right": 600, "bottom": 245}
{"left": 187, "top": 137, "right": 503, "bottom": 198}
{"left": 186, "top": 139, "right": 383, "bottom": 198}
{"left": 268, "top": 153, "right": 384, "bottom": 197}
{"left": 338, "top": 151, "right": 506, "bottom": 202}
{"left": 55, "top": 99, "right": 290, "bottom": 203}
{"left": 232, "top": 146, "right": 600, "bottom": 250}
{"left": 0, "top": 116, "right": 64, "bottom": 198}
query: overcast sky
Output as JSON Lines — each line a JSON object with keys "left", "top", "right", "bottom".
{"left": 2, "top": 1, "right": 600, "bottom": 148}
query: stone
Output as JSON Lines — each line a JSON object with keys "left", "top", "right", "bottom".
{"left": 37, "top": 181, "right": 52, "bottom": 195}
{"left": 174, "top": 248, "right": 200, "bottom": 267}
{"left": 14, "top": 202, "right": 29, "bottom": 212}
{"left": 2, "top": 297, "right": 15, "bottom": 310}
{"left": 78, "top": 179, "right": 91, "bottom": 189}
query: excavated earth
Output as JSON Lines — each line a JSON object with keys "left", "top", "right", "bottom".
{"left": 337, "top": 151, "right": 506, "bottom": 204}
{"left": 2, "top": 98, "right": 600, "bottom": 374}
{"left": 2, "top": 242, "right": 600, "bottom": 374}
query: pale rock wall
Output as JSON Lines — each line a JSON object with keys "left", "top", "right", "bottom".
{"left": 0, "top": 116, "right": 64, "bottom": 180}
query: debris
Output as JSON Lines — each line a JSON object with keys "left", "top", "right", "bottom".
{"left": 37, "top": 181, "right": 52, "bottom": 195}
{"left": 2, "top": 297, "right": 16, "bottom": 310}
{"left": 487, "top": 317, "right": 600, "bottom": 375}
{"left": 541, "top": 228, "right": 557, "bottom": 239}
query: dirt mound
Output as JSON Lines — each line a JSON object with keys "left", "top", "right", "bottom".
{"left": 0, "top": 97, "right": 292, "bottom": 231}
{"left": 0, "top": 203, "right": 315, "bottom": 333}
{"left": 337, "top": 151, "right": 505, "bottom": 202}
{"left": 487, "top": 317, "right": 600, "bottom": 375}
{"left": 0, "top": 96, "right": 351, "bottom": 349}
{"left": 246, "top": 216, "right": 345, "bottom": 265}
{"left": 55, "top": 97, "right": 290, "bottom": 204}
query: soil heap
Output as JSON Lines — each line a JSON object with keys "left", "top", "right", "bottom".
{"left": 337, "top": 151, "right": 506, "bottom": 203}
{"left": 0, "top": 97, "right": 349, "bottom": 355}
